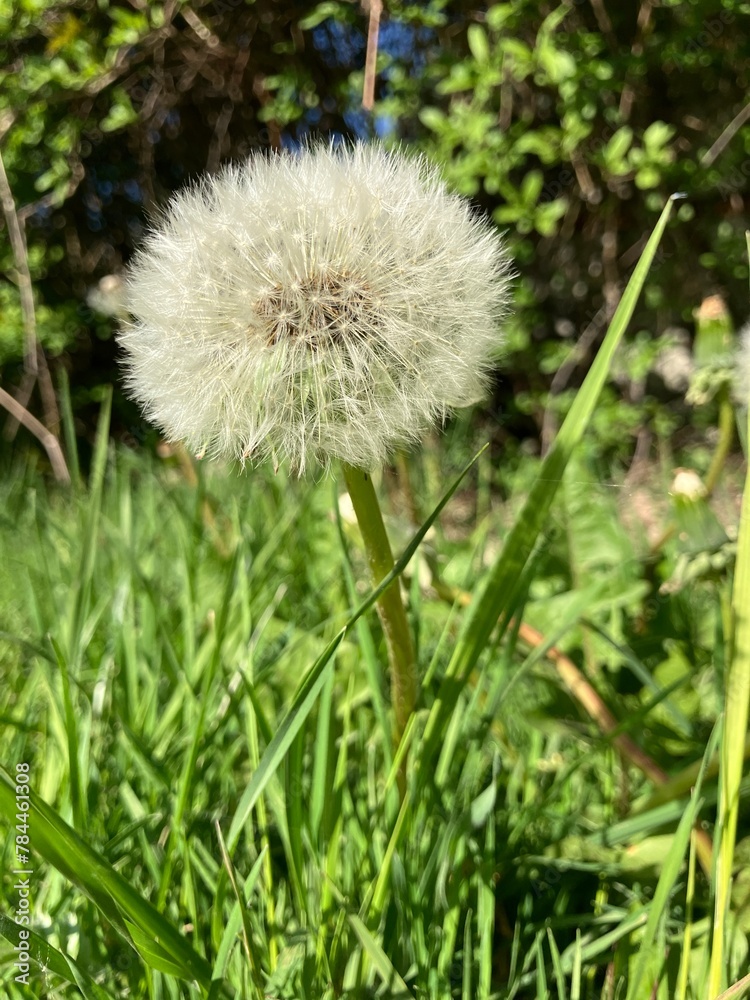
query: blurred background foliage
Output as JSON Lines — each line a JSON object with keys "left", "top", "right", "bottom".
{"left": 0, "top": 0, "right": 748, "bottom": 457}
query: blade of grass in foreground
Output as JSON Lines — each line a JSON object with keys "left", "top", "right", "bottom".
{"left": 708, "top": 396, "right": 750, "bottom": 998}
{"left": 419, "top": 194, "right": 680, "bottom": 773}
{"left": 215, "top": 822, "right": 265, "bottom": 1000}
{"left": 715, "top": 972, "right": 750, "bottom": 1000}
{"left": 157, "top": 544, "right": 241, "bottom": 909}
{"left": 347, "top": 912, "right": 415, "bottom": 999}
{"left": 57, "top": 368, "right": 81, "bottom": 490}
{"left": 210, "top": 845, "right": 268, "bottom": 984}
{"left": 224, "top": 445, "right": 487, "bottom": 856}
{"left": 0, "top": 914, "right": 109, "bottom": 1000}
{"left": 61, "top": 390, "right": 112, "bottom": 831}
{"left": 0, "top": 767, "right": 213, "bottom": 989}
{"left": 624, "top": 719, "right": 719, "bottom": 1000}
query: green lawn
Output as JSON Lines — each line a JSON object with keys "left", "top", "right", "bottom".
{"left": 1, "top": 201, "right": 749, "bottom": 999}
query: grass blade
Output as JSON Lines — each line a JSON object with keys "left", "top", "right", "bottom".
{"left": 57, "top": 367, "right": 81, "bottom": 490}
{"left": 215, "top": 822, "right": 265, "bottom": 1000}
{"left": 0, "top": 766, "right": 213, "bottom": 988}
{"left": 709, "top": 397, "right": 750, "bottom": 997}
{"left": 547, "top": 926, "right": 568, "bottom": 1000}
{"left": 225, "top": 628, "right": 345, "bottom": 854}
{"left": 716, "top": 973, "right": 750, "bottom": 1000}
{"left": 0, "top": 914, "right": 110, "bottom": 1000}
{"left": 211, "top": 846, "right": 268, "bottom": 983}
{"left": 419, "top": 194, "right": 679, "bottom": 774}
{"left": 347, "top": 912, "right": 415, "bottom": 999}
{"left": 625, "top": 719, "right": 720, "bottom": 1000}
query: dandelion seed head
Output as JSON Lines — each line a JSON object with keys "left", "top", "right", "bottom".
{"left": 119, "top": 143, "right": 513, "bottom": 474}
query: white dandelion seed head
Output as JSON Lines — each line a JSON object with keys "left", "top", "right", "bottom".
{"left": 119, "top": 142, "right": 513, "bottom": 474}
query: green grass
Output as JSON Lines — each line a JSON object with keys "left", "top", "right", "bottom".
{"left": 1, "top": 199, "right": 750, "bottom": 998}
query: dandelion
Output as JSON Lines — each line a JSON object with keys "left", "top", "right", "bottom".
{"left": 119, "top": 142, "right": 512, "bottom": 756}
{"left": 119, "top": 142, "right": 511, "bottom": 475}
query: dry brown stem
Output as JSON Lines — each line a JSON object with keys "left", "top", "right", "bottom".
{"left": 362, "top": 0, "right": 383, "bottom": 111}
{"left": 0, "top": 386, "right": 70, "bottom": 483}
{"left": 0, "top": 147, "right": 65, "bottom": 456}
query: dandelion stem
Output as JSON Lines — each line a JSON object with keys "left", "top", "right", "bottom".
{"left": 342, "top": 463, "right": 418, "bottom": 752}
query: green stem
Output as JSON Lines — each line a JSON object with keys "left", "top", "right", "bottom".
{"left": 342, "top": 463, "right": 417, "bottom": 746}
{"left": 705, "top": 388, "right": 734, "bottom": 497}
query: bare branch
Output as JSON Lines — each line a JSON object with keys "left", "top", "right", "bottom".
{"left": 362, "top": 0, "right": 382, "bottom": 111}
{"left": 0, "top": 386, "right": 70, "bottom": 483}
{"left": 17, "top": 160, "right": 85, "bottom": 223}
{"left": 701, "top": 99, "right": 750, "bottom": 167}
{"left": 0, "top": 146, "right": 62, "bottom": 439}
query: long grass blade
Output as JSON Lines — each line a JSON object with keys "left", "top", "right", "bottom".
{"left": 709, "top": 396, "right": 750, "bottom": 997}
{"left": 625, "top": 719, "right": 720, "bottom": 1000}
{"left": 418, "top": 195, "right": 679, "bottom": 769}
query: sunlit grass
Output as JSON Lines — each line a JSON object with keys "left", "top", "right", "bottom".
{"left": 0, "top": 199, "right": 749, "bottom": 998}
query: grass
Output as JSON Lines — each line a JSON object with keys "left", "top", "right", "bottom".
{"left": 1, "top": 199, "right": 749, "bottom": 998}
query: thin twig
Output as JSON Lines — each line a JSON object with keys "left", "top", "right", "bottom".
{"left": 0, "top": 386, "right": 70, "bottom": 482}
{"left": 618, "top": 0, "right": 654, "bottom": 122}
{"left": 0, "top": 111, "right": 15, "bottom": 143}
{"left": 0, "top": 148, "right": 38, "bottom": 378}
{"left": 540, "top": 305, "right": 608, "bottom": 455}
{"left": 17, "top": 160, "right": 85, "bottom": 223}
{"left": 35, "top": 347, "right": 61, "bottom": 436}
{"left": 701, "top": 100, "right": 750, "bottom": 167}
{"left": 0, "top": 147, "right": 62, "bottom": 438}
{"left": 587, "top": 0, "right": 617, "bottom": 50}
{"left": 3, "top": 370, "right": 35, "bottom": 443}
{"left": 362, "top": 0, "right": 382, "bottom": 111}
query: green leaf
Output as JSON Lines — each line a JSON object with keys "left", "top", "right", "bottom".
{"left": 635, "top": 166, "right": 662, "bottom": 190}
{"left": 467, "top": 24, "right": 490, "bottom": 64}
{"left": 486, "top": 4, "right": 513, "bottom": 30}
{"left": 419, "top": 107, "right": 447, "bottom": 132}
{"left": 298, "top": 2, "right": 348, "bottom": 30}
{"left": 603, "top": 126, "right": 633, "bottom": 164}
{"left": 643, "top": 120, "right": 675, "bottom": 153}
{"left": 99, "top": 88, "right": 137, "bottom": 133}
{"left": 521, "top": 169, "right": 544, "bottom": 206}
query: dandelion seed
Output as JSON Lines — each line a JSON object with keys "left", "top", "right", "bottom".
{"left": 119, "top": 143, "right": 512, "bottom": 474}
